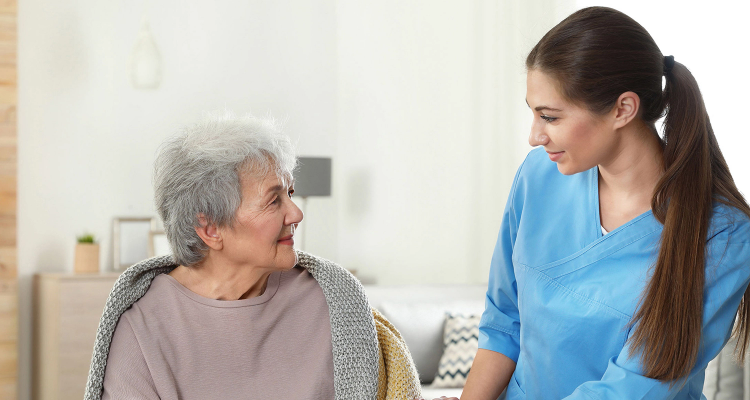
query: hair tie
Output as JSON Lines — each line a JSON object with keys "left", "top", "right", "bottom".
{"left": 663, "top": 55, "right": 675, "bottom": 75}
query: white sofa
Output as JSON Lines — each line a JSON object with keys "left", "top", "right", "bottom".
{"left": 363, "top": 284, "right": 748, "bottom": 400}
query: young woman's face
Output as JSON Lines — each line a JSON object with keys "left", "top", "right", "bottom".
{"left": 526, "top": 69, "right": 617, "bottom": 175}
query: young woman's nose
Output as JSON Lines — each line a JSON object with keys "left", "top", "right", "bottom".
{"left": 528, "top": 123, "right": 550, "bottom": 147}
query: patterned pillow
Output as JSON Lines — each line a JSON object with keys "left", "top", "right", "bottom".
{"left": 431, "top": 313, "right": 480, "bottom": 388}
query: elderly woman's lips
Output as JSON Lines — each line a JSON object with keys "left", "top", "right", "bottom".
{"left": 278, "top": 235, "right": 294, "bottom": 245}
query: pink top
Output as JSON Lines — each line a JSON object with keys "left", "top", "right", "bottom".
{"left": 102, "top": 266, "right": 335, "bottom": 399}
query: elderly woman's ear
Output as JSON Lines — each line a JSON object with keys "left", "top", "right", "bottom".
{"left": 194, "top": 213, "right": 223, "bottom": 250}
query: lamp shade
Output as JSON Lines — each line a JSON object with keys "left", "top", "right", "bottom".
{"left": 294, "top": 157, "right": 332, "bottom": 197}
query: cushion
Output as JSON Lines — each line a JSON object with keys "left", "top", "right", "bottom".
{"left": 378, "top": 301, "right": 483, "bottom": 383}
{"left": 431, "top": 313, "right": 480, "bottom": 388}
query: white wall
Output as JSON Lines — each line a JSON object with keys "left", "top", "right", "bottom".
{"left": 334, "top": 0, "right": 572, "bottom": 284}
{"left": 18, "top": 1, "right": 338, "bottom": 398}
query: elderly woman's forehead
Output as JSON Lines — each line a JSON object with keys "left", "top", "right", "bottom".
{"left": 240, "top": 169, "right": 292, "bottom": 192}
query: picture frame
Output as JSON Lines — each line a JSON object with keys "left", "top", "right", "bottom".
{"left": 113, "top": 217, "right": 157, "bottom": 271}
{"left": 148, "top": 230, "right": 172, "bottom": 258}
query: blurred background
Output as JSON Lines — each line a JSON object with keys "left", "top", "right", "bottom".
{"left": 8, "top": 0, "right": 749, "bottom": 398}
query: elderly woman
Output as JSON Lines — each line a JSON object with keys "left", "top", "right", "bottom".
{"left": 84, "top": 113, "right": 423, "bottom": 400}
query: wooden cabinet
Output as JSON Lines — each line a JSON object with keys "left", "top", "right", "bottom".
{"left": 0, "top": 278, "right": 18, "bottom": 399}
{"left": 33, "top": 273, "right": 119, "bottom": 400}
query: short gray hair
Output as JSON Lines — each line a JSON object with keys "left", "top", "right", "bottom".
{"left": 153, "top": 111, "right": 297, "bottom": 266}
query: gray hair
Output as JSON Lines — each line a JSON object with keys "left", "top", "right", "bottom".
{"left": 153, "top": 111, "right": 297, "bottom": 266}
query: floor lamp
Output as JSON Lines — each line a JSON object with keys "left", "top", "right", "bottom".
{"left": 293, "top": 157, "right": 332, "bottom": 251}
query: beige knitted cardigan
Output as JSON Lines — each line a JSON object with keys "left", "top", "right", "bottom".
{"left": 84, "top": 250, "right": 421, "bottom": 400}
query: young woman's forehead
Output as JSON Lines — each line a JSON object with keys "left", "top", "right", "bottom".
{"left": 526, "top": 70, "right": 570, "bottom": 111}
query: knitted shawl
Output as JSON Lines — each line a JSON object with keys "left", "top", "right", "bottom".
{"left": 84, "top": 251, "right": 421, "bottom": 400}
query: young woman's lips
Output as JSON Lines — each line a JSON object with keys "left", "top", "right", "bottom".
{"left": 278, "top": 235, "right": 294, "bottom": 245}
{"left": 547, "top": 151, "right": 564, "bottom": 162}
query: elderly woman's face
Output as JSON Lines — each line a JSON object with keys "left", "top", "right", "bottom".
{"left": 219, "top": 169, "right": 303, "bottom": 271}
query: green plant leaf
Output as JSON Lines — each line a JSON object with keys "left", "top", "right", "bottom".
{"left": 77, "top": 234, "right": 95, "bottom": 243}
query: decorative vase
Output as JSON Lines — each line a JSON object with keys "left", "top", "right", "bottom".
{"left": 74, "top": 243, "right": 100, "bottom": 274}
{"left": 130, "top": 17, "right": 162, "bottom": 89}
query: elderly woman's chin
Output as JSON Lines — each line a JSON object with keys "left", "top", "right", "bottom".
{"left": 277, "top": 243, "right": 299, "bottom": 269}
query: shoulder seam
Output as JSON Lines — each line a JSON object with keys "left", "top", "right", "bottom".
{"left": 577, "top": 385, "right": 603, "bottom": 400}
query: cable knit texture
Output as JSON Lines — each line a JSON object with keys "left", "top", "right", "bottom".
{"left": 84, "top": 251, "right": 421, "bottom": 400}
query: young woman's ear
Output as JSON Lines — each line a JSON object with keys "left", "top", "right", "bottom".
{"left": 612, "top": 91, "right": 641, "bottom": 130}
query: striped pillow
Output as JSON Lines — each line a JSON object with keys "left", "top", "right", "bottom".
{"left": 431, "top": 313, "right": 480, "bottom": 388}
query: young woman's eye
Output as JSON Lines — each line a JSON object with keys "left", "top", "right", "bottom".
{"left": 541, "top": 115, "right": 558, "bottom": 123}
{"left": 288, "top": 189, "right": 295, "bottom": 198}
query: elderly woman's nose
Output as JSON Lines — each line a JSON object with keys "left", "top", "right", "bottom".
{"left": 528, "top": 123, "right": 550, "bottom": 147}
{"left": 286, "top": 199, "right": 304, "bottom": 225}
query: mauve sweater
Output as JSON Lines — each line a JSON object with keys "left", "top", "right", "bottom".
{"left": 101, "top": 266, "right": 335, "bottom": 399}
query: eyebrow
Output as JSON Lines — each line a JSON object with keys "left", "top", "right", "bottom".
{"left": 263, "top": 184, "right": 284, "bottom": 197}
{"left": 264, "top": 180, "right": 295, "bottom": 196}
{"left": 525, "top": 99, "right": 563, "bottom": 112}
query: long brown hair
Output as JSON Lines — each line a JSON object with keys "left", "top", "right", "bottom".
{"left": 526, "top": 6, "right": 750, "bottom": 382}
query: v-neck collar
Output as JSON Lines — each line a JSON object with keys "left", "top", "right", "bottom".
{"left": 592, "top": 165, "right": 654, "bottom": 241}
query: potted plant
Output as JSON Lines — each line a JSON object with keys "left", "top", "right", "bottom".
{"left": 74, "top": 233, "right": 100, "bottom": 274}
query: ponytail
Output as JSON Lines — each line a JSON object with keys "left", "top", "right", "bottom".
{"left": 631, "top": 60, "right": 750, "bottom": 381}
{"left": 629, "top": 62, "right": 713, "bottom": 381}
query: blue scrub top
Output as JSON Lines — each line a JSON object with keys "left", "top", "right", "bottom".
{"left": 478, "top": 147, "right": 750, "bottom": 399}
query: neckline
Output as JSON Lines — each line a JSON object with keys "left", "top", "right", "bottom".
{"left": 593, "top": 165, "right": 654, "bottom": 239}
{"left": 160, "top": 271, "right": 282, "bottom": 308}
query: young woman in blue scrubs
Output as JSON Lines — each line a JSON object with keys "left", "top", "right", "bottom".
{"left": 460, "top": 7, "right": 750, "bottom": 400}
